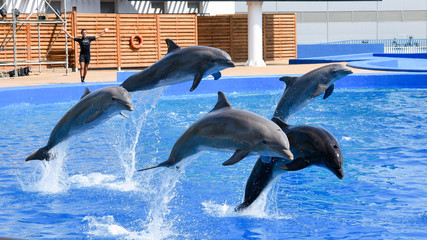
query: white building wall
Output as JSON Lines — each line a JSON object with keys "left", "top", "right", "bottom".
{"left": 236, "top": 0, "right": 427, "bottom": 43}
{"left": 201, "top": 1, "right": 234, "bottom": 16}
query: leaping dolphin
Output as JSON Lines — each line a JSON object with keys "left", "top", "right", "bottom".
{"left": 120, "top": 39, "right": 235, "bottom": 92}
{"left": 235, "top": 118, "right": 344, "bottom": 211}
{"left": 274, "top": 64, "right": 352, "bottom": 121}
{"left": 26, "top": 86, "right": 133, "bottom": 161}
{"left": 137, "top": 92, "right": 293, "bottom": 172}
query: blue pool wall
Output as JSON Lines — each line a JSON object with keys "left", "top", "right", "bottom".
{"left": 1, "top": 72, "right": 426, "bottom": 107}
{"left": 297, "top": 43, "right": 384, "bottom": 58}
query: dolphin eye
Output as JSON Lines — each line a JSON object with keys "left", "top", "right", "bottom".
{"left": 333, "top": 145, "right": 338, "bottom": 149}
{"left": 262, "top": 140, "right": 267, "bottom": 144}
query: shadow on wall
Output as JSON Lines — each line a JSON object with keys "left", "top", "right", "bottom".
{"left": 297, "top": 44, "right": 384, "bottom": 58}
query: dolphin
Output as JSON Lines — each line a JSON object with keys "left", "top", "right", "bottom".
{"left": 273, "top": 64, "right": 352, "bottom": 121}
{"left": 120, "top": 39, "right": 235, "bottom": 92}
{"left": 25, "top": 86, "right": 133, "bottom": 161}
{"left": 235, "top": 118, "right": 344, "bottom": 211}
{"left": 137, "top": 92, "right": 293, "bottom": 171}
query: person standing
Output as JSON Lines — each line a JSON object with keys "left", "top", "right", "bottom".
{"left": 61, "top": 26, "right": 108, "bottom": 83}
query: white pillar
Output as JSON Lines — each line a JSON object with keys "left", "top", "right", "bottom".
{"left": 245, "top": 1, "right": 266, "bottom": 67}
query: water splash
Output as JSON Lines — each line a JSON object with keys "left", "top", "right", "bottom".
{"left": 134, "top": 158, "right": 195, "bottom": 239}
{"left": 84, "top": 166, "right": 190, "bottom": 239}
{"left": 113, "top": 88, "right": 165, "bottom": 186}
{"left": 19, "top": 143, "right": 70, "bottom": 194}
{"left": 201, "top": 177, "right": 291, "bottom": 220}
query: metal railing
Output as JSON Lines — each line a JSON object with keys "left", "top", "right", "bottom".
{"left": 327, "top": 39, "right": 427, "bottom": 53}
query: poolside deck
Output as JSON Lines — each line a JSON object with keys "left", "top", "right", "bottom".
{"left": 0, "top": 61, "right": 379, "bottom": 88}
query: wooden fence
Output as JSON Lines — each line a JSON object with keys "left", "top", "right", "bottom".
{"left": 0, "top": 11, "right": 296, "bottom": 71}
{"left": 197, "top": 13, "right": 297, "bottom": 62}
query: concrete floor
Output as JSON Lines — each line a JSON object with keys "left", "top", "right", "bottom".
{"left": 0, "top": 61, "right": 378, "bottom": 88}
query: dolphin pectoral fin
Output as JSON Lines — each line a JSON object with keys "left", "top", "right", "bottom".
{"left": 120, "top": 111, "right": 129, "bottom": 118}
{"left": 280, "top": 158, "right": 311, "bottom": 171}
{"left": 165, "top": 39, "right": 180, "bottom": 54}
{"left": 212, "top": 71, "right": 221, "bottom": 80}
{"left": 85, "top": 110, "right": 104, "bottom": 124}
{"left": 312, "top": 84, "right": 329, "bottom": 98}
{"left": 81, "top": 87, "right": 91, "bottom": 99}
{"left": 323, "top": 84, "right": 335, "bottom": 99}
{"left": 190, "top": 72, "right": 203, "bottom": 92}
{"left": 222, "top": 149, "right": 250, "bottom": 166}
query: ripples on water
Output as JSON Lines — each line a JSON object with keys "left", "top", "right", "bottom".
{"left": 0, "top": 89, "right": 426, "bottom": 239}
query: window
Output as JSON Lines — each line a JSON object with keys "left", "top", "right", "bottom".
{"left": 151, "top": 1, "right": 165, "bottom": 14}
{"left": 46, "top": 1, "right": 61, "bottom": 14}
{"left": 101, "top": 1, "right": 115, "bottom": 13}
{"left": 188, "top": 2, "right": 200, "bottom": 14}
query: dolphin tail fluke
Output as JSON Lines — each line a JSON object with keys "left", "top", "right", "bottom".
{"left": 234, "top": 201, "right": 251, "bottom": 212}
{"left": 25, "top": 146, "right": 50, "bottom": 161}
{"left": 137, "top": 162, "right": 169, "bottom": 172}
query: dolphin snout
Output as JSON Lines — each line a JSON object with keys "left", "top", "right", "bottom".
{"left": 341, "top": 67, "right": 353, "bottom": 75}
{"left": 333, "top": 168, "right": 344, "bottom": 179}
{"left": 284, "top": 149, "right": 294, "bottom": 160}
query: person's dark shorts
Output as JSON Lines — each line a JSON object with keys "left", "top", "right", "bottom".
{"left": 79, "top": 54, "right": 91, "bottom": 64}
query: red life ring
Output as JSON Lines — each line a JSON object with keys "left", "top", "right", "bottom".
{"left": 130, "top": 34, "right": 143, "bottom": 49}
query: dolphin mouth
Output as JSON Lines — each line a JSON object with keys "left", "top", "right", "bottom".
{"left": 226, "top": 60, "right": 236, "bottom": 68}
{"left": 340, "top": 68, "right": 353, "bottom": 75}
{"left": 120, "top": 102, "right": 134, "bottom": 111}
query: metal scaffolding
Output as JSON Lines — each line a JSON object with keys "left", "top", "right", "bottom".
{"left": 0, "top": 0, "right": 69, "bottom": 77}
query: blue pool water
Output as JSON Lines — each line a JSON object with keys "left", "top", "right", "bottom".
{"left": 1, "top": 88, "right": 426, "bottom": 239}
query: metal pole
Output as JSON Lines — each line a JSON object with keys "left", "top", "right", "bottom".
{"left": 12, "top": 0, "right": 18, "bottom": 77}
{"left": 377, "top": 2, "right": 379, "bottom": 40}
{"left": 64, "top": 0, "right": 69, "bottom": 75}
{"left": 38, "top": 23, "right": 42, "bottom": 73}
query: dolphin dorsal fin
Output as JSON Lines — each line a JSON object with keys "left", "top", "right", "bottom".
{"left": 210, "top": 91, "right": 232, "bottom": 112}
{"left": 165, "top": 39, "right": 180, "bottom": 54}
{"left": 271, "top": 117, "right": 290, "bottom": 130}
{"left": 81, "top": 87, "right": 91, "bottom": 99}
{"left": 279, "top": 76, "right": 299, "bottom": 89}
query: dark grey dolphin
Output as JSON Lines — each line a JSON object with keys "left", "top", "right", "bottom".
{"left": 274, "top": 64, "right": 352, "bottom": 121}
{"left": 137, "top": 92, "right": 293, "bottom": 172}
{"left": 26, "top": 86, "right": 133, "bottom": 161}
{"left": 235, "top": 118, "right": 344, "bottom": 211}
{"left": 120, "top": 39, "right": 235, "bottom": 92}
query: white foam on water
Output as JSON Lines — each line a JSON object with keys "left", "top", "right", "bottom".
{"left": 19, "top": 143, "right": 70, "bottom": 194}
{"left": 68, "top": 172, "right": 139, "bottom": 192}
{"left": 84, "top": 216, "right": 139, "bottom": 239}
{"left": 83, "top": 215, "right": 186, "bottom": 240}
